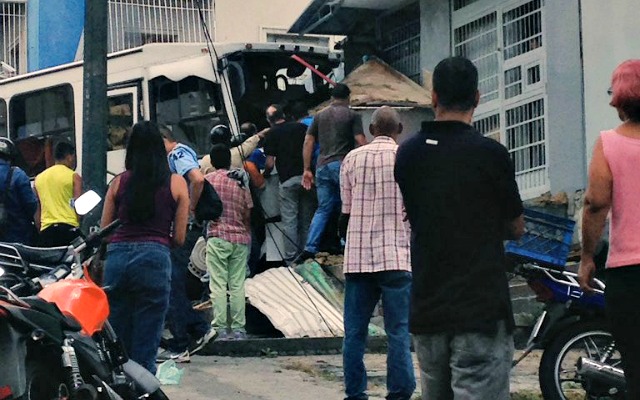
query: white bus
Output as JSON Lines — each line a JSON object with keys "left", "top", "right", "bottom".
{"left": 0, "top": 42, "right": 342, "bottom": 178}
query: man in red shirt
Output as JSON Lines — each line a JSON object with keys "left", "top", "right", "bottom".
{"left": 205, "top": 144, "right": 253, "bottom": 340}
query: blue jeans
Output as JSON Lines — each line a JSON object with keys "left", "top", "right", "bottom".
{"left": 166, "top": 228, "right": 209, "bottom": 352}
{"left": 103, "top": 242, "right": 171, "bottom": 375}
{"left": 305, "top": 161, "right": 342, "bottom": 254}
{"left": 343, "top": 271, "right": 415, "bottom": 400}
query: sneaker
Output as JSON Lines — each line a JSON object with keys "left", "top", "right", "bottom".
{"left": 156, "top": 349, "right": 190, "bottom": 363}
{"left": 232, "top": 330, "right": 247, "bottom": 340}
{"left": 292, "top": 250, "right": 315, "bottom": 265}
{"left": 188, "top": 329, "right": 218, "bottom": 355}
{"left": 215, "top": 329, "right": 232, "bottom": 341}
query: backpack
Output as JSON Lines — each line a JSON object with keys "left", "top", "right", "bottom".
{"left": 0, "top": 167, "right": 15, "bottom": 236}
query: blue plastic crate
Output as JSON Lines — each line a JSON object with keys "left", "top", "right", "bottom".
{"left": 505, "top": 209, "right": 575, "bottom": 267}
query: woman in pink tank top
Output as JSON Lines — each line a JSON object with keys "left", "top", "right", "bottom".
{"left": 579, "top": 59, "right": 640, "bottom": 397}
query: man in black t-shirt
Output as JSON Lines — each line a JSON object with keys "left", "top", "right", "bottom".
{"left": 395, "top": 57, "right": 524, "bottom": 400}
{"left": 264, "top": 104, "right": 317, "bottom": 263}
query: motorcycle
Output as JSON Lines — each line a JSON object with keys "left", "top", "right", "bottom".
{"left": 0, "top": 190, "right": 168, "bottom": 400}
{"left": 511, "top": 261, "right": 625, "bottom": 399}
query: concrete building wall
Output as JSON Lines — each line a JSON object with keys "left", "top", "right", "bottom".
{"left": 419, "top": 0, "right": 451, "bottom": 74}
{"left": 214, "top": 0, "right": 312, "bottom": 43}
{"left": 580, "top": 0, "right": 640, "bottom": 164}
{"left": 544, "top": 0, "right": 586, "bottom": 194}
{"left": 27, "top": 0, "right": 84, "bottom": 71}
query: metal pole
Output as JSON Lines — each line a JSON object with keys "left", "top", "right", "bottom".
{"left": 81, "top": 0, "right": 108, "bottom": 231}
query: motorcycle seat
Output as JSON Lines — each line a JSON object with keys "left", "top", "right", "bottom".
{"left": 11, "top": 244, "right": 73, "bottom": 266}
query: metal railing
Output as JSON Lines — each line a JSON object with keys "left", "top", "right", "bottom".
{"left": 108, "top": 0, "right": 215, "bottom": 53}
{"left": 0, "top": 0, "right": 26, "bottom": 77}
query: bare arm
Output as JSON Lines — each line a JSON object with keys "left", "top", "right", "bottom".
{"left": 73, "top": 173, "right": 83, "bottom": 199}
{"left": 579, "top": 138, "right": 612, "bottom": 292}
{"left": 34, "top": 186, "right": 42, "bottom": 232}
{"left": 171, "top": 174, "right": 190, "bottom": 246}
{"left": 302, "top": 134, "right": 316, "bottom": 190}
{"left": 187, "top": 168, "right": 205, "bottom": 212}
{"left": 73, "top": 173, "right": 83, "bottom": 223}
{"left": 354, "top": 133, "right": 368, "bottom": 147}
{"left": 100, "top": 176, "right": 119, "bottom": 228}
{"left": 504, "top": 214, "right": 525, "bottom": 240}
{"left": 244, "top": 161, "right": 265, "bottom": 189}
{"left": 264, "top": 155, "right": 275, "bottom": 177}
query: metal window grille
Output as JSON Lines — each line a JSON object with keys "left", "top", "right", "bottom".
{"left": 379, "top": 2, "right": 421, "bottom": 83}
{"left": 0, "top": 0, "right": 26, "bottom": 77}
{"left": 502, "top": 0, "right": 542, "bottom": 60}
{"left": 454, "top": 12, "right": 499, "bottom": 104}
{"left": 506, "top": 98, "right": 546, "bottom": 190}
{"left": 108, "top": 0, "right": 214, "bottom": 53}
{"left": 453, "top": 0, "right": 481, "bottom": 11}
{"left": 474, "top": 113, "right": 501, "bottom": 142}
{"left": 454, "top": 0, "right": 548, "bottom": 197}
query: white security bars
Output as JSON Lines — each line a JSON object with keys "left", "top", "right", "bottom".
{"left": 378, "top": 2, "right": 421, "bottom": 84}
{"left": 0, "top": 0, "right": 26, "bottom": 77}
{"left": 456, "top": 0, "right": 547, "bottom": 198}
{"left": 108, "top": 0, "right": 214, "bottom": 53}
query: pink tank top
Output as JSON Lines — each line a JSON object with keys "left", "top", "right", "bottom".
{"left": 601, "top": 130, "right": 640, "bottom": 268}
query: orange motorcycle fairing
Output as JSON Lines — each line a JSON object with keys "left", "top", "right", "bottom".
{"left": 38, "top": 279, "right": 109, "bottom": 336}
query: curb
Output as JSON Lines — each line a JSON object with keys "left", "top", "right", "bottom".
{"left": 199, "top": 327, "right": 532, "bottom": 357}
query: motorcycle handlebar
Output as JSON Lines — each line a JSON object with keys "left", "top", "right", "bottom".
{"left": 77, "top": 219, "right": 121, "bottom": 252}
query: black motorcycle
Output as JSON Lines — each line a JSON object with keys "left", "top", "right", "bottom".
{"left": 0, "top": 191, "right": 168, "bottom": 400}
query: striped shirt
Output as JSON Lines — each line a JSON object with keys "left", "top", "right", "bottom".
{"left": 340, "top": 135, "right": 411, "bottom": 273}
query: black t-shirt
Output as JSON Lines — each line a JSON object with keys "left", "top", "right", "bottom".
{"left": 394, "top": 121, "right": 523, "bottom": 335}
{"left": 264, "top": 121, "right": 307, "bottom": 183}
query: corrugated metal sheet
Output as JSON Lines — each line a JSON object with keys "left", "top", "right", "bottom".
{"left": 245, "top": 267, "right": 344, "bottom": 338}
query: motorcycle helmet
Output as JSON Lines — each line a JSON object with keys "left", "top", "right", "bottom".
{"left": 209, "top": 124, "right": 231, "bottom": 147}
{"left": 0, "top": 137, "right": 15, "bottom": 161}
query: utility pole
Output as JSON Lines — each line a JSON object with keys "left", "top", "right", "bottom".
{"left": 81, "top": 0, "right": 108, "bottom": 230}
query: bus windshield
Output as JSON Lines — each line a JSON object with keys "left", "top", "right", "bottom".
{"left": 226, "top": 51, "right": 341, "bottom": 130}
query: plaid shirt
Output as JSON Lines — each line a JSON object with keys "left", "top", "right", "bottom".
{"left": 340, "top": 136, "right": 411, "bottom": 273}
{"left": 205, "top": 169, "right": 253, "bottom": 245}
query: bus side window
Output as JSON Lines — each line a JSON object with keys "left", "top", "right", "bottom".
{"left": 108, "top": 94, "right": 133, "bottom": 151}
{"left": 9, "top": 84, "right": 75, "bottom": 177}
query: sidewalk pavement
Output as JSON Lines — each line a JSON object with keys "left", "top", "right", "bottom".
{"left": 161, "top": 352, "right": 543, "bottom": 400}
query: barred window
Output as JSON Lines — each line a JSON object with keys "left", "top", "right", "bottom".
{"left": 506, "top": 98, "right": 546, "bottom": 175}
{"left": 454, "top": 13, "right": 499, "bottom": 104}
{"left": 108, "top": 0, "right": 214, "bottom": 53}
{"left": 0, "top": 1, "right": 26, "bottom": 76}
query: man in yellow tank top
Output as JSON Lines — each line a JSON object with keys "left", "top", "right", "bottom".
{"left": 34, "top": 142, "right": 83, "bottom": 247}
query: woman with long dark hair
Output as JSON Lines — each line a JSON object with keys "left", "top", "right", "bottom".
{"left": 101, "top": 121, "right": 189, "bottom": 373}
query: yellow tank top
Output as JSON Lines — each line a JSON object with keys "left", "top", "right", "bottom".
{"left": 35, "top": 164, "right": 79, "bottom": 230}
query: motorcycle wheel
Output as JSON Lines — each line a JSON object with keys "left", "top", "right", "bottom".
{"left": 539, "top": 321, "right": 622, "bottom": 400}
{"left": 18, "top": 360, "right": 66, "bottom": 400}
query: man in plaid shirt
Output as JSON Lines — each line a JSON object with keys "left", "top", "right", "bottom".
{"left": 205, "top": 144, "right": 253, "bottom": 340}
{"left": 339, "top": 106, "right": 415, "bottom": 400}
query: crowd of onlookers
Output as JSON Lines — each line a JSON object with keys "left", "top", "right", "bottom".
{"left": 2, "top": 55, "right": 640, "bottom": 400}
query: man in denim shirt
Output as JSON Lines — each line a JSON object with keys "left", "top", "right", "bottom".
{"left": 0, "top": 138, "right": 37, "bottom": 244}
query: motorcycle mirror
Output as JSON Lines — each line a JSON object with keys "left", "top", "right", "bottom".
{"left": 74, "top": 190, "right": 102, "bottom": 216}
